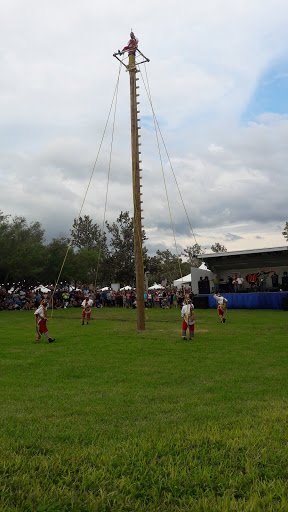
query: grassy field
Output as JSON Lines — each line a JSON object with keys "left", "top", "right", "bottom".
{"left": 0, "top": 307, "right": 287, "bottom": 511}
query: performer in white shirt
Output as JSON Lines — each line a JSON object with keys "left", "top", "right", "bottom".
{"left": 81, "top": 296, "right": 94, "bottom": 325}
{"left": 213, "top": 293, "right": 228, "bottom": 323}
{"left": 181, "top": 299, "right": 195, "bottom": 340}
{"left": 34, "top": 299, "right": 55, "bottom": 342}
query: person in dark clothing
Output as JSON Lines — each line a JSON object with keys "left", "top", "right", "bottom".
{"left": 271, "top": 272, "right": 279, "bottom": 290}
{"left": 282, "top": 272, "right": 288, "bottom": 291}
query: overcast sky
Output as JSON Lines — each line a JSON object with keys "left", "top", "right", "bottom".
{"left": 1, "top": 0, "right": 288, "bottom": 255}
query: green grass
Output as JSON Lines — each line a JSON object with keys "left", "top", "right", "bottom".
{"left": 0, "top": 308, "right": 287, "bottom": 511}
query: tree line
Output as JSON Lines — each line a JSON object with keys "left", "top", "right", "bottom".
{"left": 0, "top": 211, "right": 229, "bottom": 289}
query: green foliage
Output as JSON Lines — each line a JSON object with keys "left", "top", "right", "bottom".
{"left": 106, "top": 211, "right": 138, "bottom": 284}
{"left": 42, "top": 237, "right": 76, "bottom": 286}
{"left": 0, "top": 309, "right": 287, "bottom": 511}
{"left": 211, "top": 242, "right": 228, "bottom": 253}
{"left": 147, "top": 249, "right": 187, "bottom": 285}
{"left": 282, "top": 221, "right": 288, "bottom": 242}
{"left": 0, "top": 214, "right": 46, "bottom": 286}
{"left": 71, "top": 215, "right": 108, "bottom": 253}
{"left": 74, "top": 247, "right": 108, "bottom": 287}
{"left": 182, "top": 243, "right": 205, "bottom": 268}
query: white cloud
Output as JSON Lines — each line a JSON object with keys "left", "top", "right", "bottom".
{"left": 0, "top": 0, "right": 288, "bottom": 253}
{"left": 208, "top": 144, "right": 224, "bottom": 153}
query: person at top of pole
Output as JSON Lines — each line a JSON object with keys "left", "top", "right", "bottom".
{"left": 121, "top": 31, "right": 138, "bottom": 55}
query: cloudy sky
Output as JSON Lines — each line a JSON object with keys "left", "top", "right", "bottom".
{"left": 1, "top": 0, "right": 288, "bottom": 255}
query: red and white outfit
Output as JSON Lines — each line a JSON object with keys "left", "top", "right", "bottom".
{"left": 121, "top": 31, "right": 138, "bottom": 55}
{"left": 81, "top": 298, "right": 93, "bottom": 324}
{"left": 34, "top": 302, "right": 55, "bottom": 342}
{"left": 213, "top": 294, "right": 228, "bottom": 322}
{"left": 181, "top": 302, "right": 195, "bottom": 339}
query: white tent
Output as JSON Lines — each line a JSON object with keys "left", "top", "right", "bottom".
{"left": 120, "top": 285, "right": 132, "bottom": 291}
{"left": 100, "top": 286, "right": 110, "bottom": 291}
{"left": 174, "top": 267, "right": 215, "bottom": 294}
{"left": 148, "top": 283, "right": 164, "bottom": 290}
{"left": 173, "top": 274, "right": 192, "bottom": 287}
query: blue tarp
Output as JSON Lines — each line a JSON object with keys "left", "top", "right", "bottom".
{"left": 199, "top": 292, "right": 288, "bottom": 310}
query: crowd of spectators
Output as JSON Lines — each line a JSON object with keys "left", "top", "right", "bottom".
{"left": 0, "top": 286, "right": 195, "bottom": 311}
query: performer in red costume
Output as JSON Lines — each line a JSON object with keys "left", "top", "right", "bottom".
{"left": 121, "top": 31, "right": 138, "bottom": 55}
{"left": 213, "top": 293, "right": 228, "bottom": 324}
{"left": 34, "top": 299, "right": 55, "bottom": 342}
{"left": 81, "top": 296, "right": 93, "bottom": 325}
{"left": 181, "top": 298, "right": 195, "bottom": 340}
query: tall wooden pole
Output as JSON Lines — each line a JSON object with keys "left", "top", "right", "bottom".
{"left": 129, "top": 52, "right": 145, "bottom": 330}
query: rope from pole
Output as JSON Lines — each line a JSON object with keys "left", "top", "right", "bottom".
{"left": 94, "top": 62, "right": 122, "bottom": 291}
{"left": 50, "top": 62, "right": 123, "bottom": 316}
{"left": 140, "top": 64, "right": 199, "bottom": 247}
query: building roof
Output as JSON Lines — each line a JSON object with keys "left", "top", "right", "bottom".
{"left": 197, "top": 246, "right": 288, "bottom": 273}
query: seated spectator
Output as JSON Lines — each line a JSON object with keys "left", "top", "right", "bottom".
{"left": 23, "top": 300, "right": 33, "bottom": 310}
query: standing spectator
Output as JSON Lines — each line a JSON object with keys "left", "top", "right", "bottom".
{"left": 173, "top": 291, "right": 178, "bottom": 308}
{"left": 148, "top": 291, "right": 153, "bottom": 308}
{"left": 227, "top": 276, "right": 234, "bottom": 293}
{"left": 213, "top": 275, "right": 219, "bottom": 293}
{"left": 62, "top": 290, "right": 70, "bottom": 308}
{"left": 236, "top": 274, "right": 244, "bottom": 291}
{"left": 271, "top": 272, "right": 279, "bottom": 290}
{"left": 232, "top": 275, "right": 238, "bottom": 292}
{"left": 282, "top": 272, "right": 288, "bottom": 291}
{"left": 101, "top": 290, "right": 107, "bottom": 307}
{"left": 126, "top": 291, "right": 132, "bottom": 308}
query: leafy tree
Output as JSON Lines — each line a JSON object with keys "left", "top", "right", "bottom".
{"left": 106, "top": 211, "right": 135, "bottom": 284}
{"left": 42, "top": 237, "right": 76, "bottom": 287}
{"left": 73, "top": 247, "right": 108, "bottom": 287}
{"left": 211, "top": 242, "right": 227, "bottom": 253}
{"left": 146, "top": 249, "right": 188, "bottom": 285}
{"left": 0, "top": 214, "right": 46, "bottom": 287}
{"left": 182, "top": 244, "right": 205, "bottom": 268}
{"left": 146, "top": 254, "right": 162, "bottom": 284}
{"left": 105, "top": 211, "right": 147, "bottom": 284}
{"left": 282, "top": 222, "right": 288, "bottom": 242}
{"left": 71, "top": 215, "right": 108, "bottom": 253}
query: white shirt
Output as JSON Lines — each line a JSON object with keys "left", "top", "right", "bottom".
{"left": 34, "top": 305, "right": 47, "bottom": 319}
{"left": 81, "top": 299, "right": 93, "bottom": 311}
{"left": 181, "top": 303, "right": 195, "bottom": 325}
{"left": 214, "top": 294, "right": 227, "bottom": 306}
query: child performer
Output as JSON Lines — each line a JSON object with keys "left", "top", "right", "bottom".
{"left": 181, "top": 299, "right": 195, "bottom": 340}
{"left": 213, "top": 292, "right": 228, "bottom": 323}
{"left": 81, "top": 296, "right": 94, "bottom": 325}
{"left": 34, "top": 299, "right": 55, "bottom": 342}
